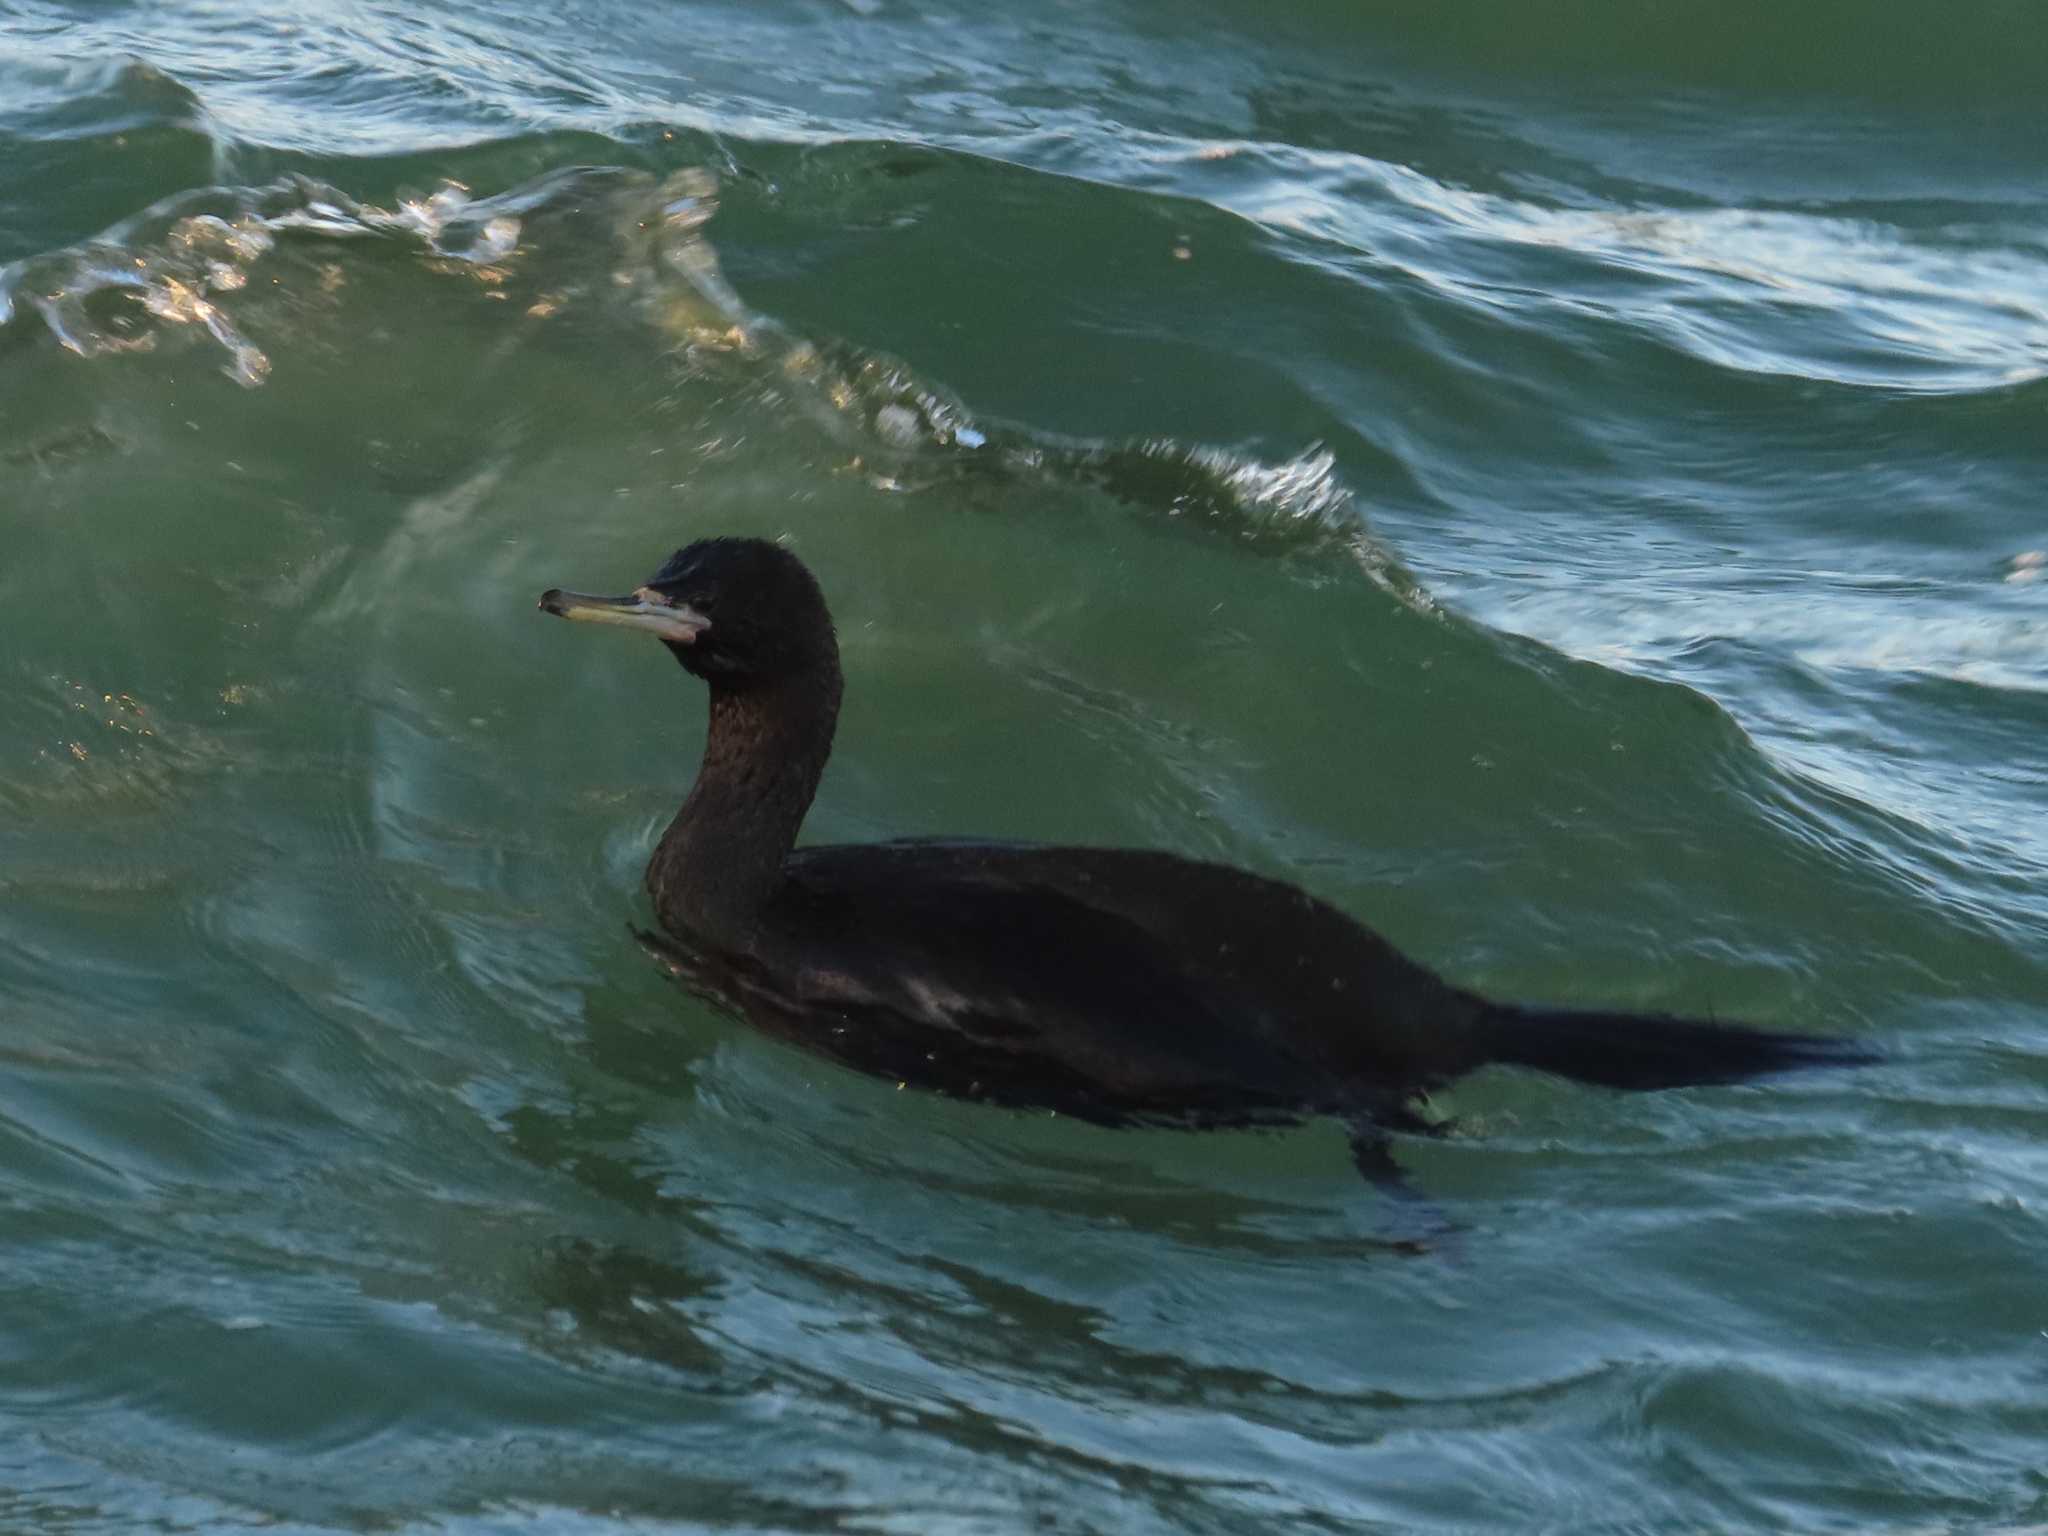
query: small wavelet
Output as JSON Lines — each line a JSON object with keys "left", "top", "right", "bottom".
{"left": 1152, "top": 135, "right": 2048, "bottom": 394}
{"left": 0, "top": 56, "right": 205, "bottom": 137}
{"left": 0, "top": 168, "right": 560, "bottom": 387}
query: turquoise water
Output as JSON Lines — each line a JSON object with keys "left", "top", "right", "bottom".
{"left": 3, "top": 4, "right": 2046, "bottom": 1530}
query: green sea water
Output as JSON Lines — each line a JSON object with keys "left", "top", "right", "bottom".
{"left": 2, "top": 4, "right": 2046, "bottom": 1531}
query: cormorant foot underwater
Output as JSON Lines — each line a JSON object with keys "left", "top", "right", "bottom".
{"left": 539, "top": 537, "right": 1874, "bottom": 1202}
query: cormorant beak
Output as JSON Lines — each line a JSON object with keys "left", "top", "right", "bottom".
{"left": 537, "top": 585, "right": 710, "bottom": 644}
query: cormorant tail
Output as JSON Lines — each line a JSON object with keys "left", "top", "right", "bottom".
{"left": 1479, "top": 1004, "right": 1876, "bottom": 1091}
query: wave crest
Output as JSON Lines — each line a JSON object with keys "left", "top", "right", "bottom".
{"left": 1, "top": 161, "right": 1387, "bottom": 554}
{"left": 0, "top": 169, "right": 581, "bottom": 385}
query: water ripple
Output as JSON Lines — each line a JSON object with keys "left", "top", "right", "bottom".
{"left": 1143, "top": 135, "right": 2048, "bottom": 393}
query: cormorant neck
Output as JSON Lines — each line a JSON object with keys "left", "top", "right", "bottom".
{"left": 647, "top": 656, "right": 842, "bottom": 944}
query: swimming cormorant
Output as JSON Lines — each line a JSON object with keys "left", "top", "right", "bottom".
{"left": 540, "top": 537, "right": 1869, "bottom": 1192}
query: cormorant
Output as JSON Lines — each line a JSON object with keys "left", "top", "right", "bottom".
{"left": 540, "top": 537, "right": 1869, "bottom": 1193}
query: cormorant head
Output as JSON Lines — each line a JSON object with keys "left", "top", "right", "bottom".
{"left": 539, "top": 536, "right": 836, "bottom": 686}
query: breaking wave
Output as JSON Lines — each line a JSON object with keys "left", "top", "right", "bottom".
{"left": 1, "top": 161, "right": 1380, "bottom": 552}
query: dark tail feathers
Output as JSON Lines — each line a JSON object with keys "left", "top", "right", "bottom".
{"left": 1481, "top": 1004, "right": 1876, "bottom": 1091}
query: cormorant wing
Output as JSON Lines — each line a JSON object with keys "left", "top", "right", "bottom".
{"left": 763, "top": 839, "right": 1331, "bottom": 1122}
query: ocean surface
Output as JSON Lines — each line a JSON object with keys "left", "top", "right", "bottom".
{"left": 3, "top": 3, "right": 2046, "bottom": 1530}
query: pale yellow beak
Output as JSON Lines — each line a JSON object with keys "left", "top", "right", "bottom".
{"left": 538, "top": 585, "right": 710, "bottom": 644}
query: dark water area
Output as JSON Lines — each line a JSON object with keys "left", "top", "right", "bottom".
{"left": 2, "top": 2, "right": 2046, "bottom": 1531}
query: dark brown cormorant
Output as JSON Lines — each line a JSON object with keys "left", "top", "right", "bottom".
{"left": 540, "top": 537, "right": 1869, "bottom": 1194}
